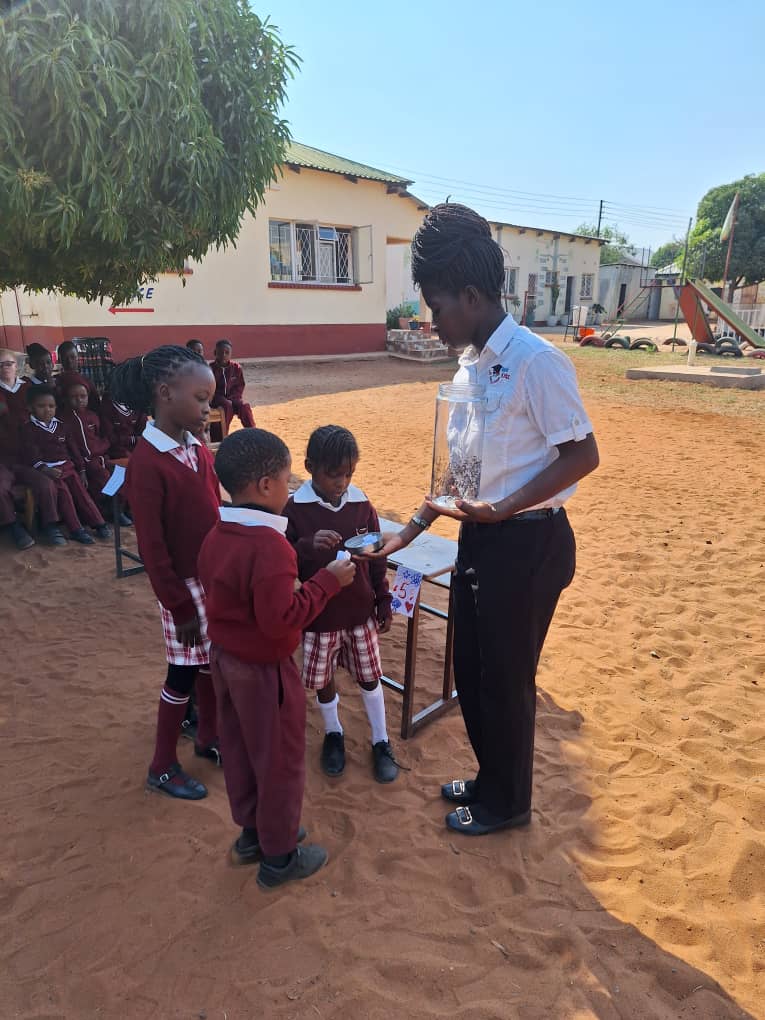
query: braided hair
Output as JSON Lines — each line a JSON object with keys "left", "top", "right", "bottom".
{"left": 214, "top": 428, "right": 290, "bottom": 496}
{"left": 108, "top": 344, "right": 206, "bottom": 414}
{"left": 411, "top": 203, "right": 505, "bottom": 301}
{"left": 306, "top": 425, "right": 359, "bottom": 472}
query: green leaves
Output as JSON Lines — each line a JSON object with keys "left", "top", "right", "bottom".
{"left": 688, "top": 174, "right": 765, "bottom": 289}
{"left": 0, "top": 0, "right": 298, "bottom": 303}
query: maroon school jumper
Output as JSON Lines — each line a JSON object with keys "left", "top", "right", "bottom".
{"left": 0, "top": 380, "right": 58, "bottom": 527}
{"left": 100, "top": 397, "right": 147, "bottom": 459}
{"left": 198, "top": 508, "right": 341, "bottom": 856}
{"left": 209, "top": 360, "right": 255, "bottom": 429}
{"left": 126, "top": 434, "right": 219, "bottom": 626}
{"left": 18, "top": 417, "right": 105, "bottom": 530}
{"left": 284, "top": 483, "right": 391, "bottom": 633}
{"left": 55, "top": 371, "right": 99, "bottom": 412}
{"left": 60, "top": 406, "right": 112, "bottom": 495}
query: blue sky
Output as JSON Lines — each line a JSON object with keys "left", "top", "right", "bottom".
{"left": 260, "top": 0, "right": 765, "bottom": 254}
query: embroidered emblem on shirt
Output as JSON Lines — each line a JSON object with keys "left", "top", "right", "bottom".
{"left": 489, "top": 364, "right": 511, "bottom": 384}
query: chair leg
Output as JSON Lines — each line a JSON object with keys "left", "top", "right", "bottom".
{"left": 23, "top": 488, "right": 35, "bottom": 533}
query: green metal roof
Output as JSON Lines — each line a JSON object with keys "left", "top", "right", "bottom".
{"left": 284, "top": 142, "right": 412, "bottom": 186}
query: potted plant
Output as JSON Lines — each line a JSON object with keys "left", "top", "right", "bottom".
{"left": 591, "top": 302, "right": 605, "bottom": 325}
{"left": 547, "top": 283, "right": 560, "bottom": 326}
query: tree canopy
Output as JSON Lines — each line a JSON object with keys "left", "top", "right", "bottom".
{"left": 687, "top": 173, "right": 765, "bottom": 292}
{"left": 649, "top": 239, "right": 683, "bottom": 270}
{"left": 0, "top": 0, "right": 298, "bottom": 304}
{"left": 575, "top": 222, "right": 635, "bottom": 265}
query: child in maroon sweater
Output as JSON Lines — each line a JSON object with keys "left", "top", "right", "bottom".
{"left": 111, "top": 345, "right": 221, "bottom": 801}
{"left": 199, "top": 428, "right": 355, "bottom": 889}
{"left": 55, "top": 341, "right": 99, "bottom": 413}
{"left": 100, "top": 392, "right": 148, "bottom": 459}
{"left": 209, "top": 339, "right": 255, "bottom": 430}
{"left": 19, "top": 386, "right": 110, "bottom": 545}
{"left": 61, "top": 382, "right": 113, "bottom": 496}
{"left": 284, "top": 425, "right": 398, "bottom": 784}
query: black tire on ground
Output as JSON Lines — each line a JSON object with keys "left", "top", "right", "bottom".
{"left": 716, "top": 340, "right": 743, "bottom": 357}
{"left": 695, "top": 343, "right": 718, "bottom": 356}
{"left": 630, "top": 338, "right": 658, "bottom": 352}
{"left": 604, "top": 336, "right": 631, "bottom": 349}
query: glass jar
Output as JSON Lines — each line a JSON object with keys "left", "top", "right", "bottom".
{"left": 430, "top": 383, "right": 486, "bottom": 507}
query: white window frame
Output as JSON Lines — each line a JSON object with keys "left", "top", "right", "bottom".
{"left": 580, "top": 273, "right": 594, "bottom": 299}
{"left": 503, "top": 267, "right": 518, "bottom": 297}
{"left": 269, "top": 220, "right": 356, "bottom": 285}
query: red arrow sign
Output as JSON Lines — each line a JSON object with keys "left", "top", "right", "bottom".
{"left": 108, "top": 307, "right": 155, "bottom": 315}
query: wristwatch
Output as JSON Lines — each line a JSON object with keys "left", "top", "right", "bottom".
{"left": 410, "top": 514, "right": 431, "bottom": 531}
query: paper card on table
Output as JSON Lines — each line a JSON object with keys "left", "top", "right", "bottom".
{"left": 390, "top": 565, "right": 424, "bottom": 618}
{"left": 101, "top": 464, "right": 126, "bottom": 496}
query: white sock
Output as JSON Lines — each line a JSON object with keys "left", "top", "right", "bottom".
{"left": 360, "top": 682, "right": 388, "bottom": 745}
{"left": 317, "top": 693, "right": 342, "bottom": 735}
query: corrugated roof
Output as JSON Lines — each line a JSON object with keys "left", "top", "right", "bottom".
{"left": 490, "top": 219, "right": 605, "bottom": 244}
{"left": 284, "top": 142, "right": 412, "bottom": 186}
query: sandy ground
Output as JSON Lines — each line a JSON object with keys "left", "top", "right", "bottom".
{"left": 2, "top": 347, "right": 763, "bottom": 1019}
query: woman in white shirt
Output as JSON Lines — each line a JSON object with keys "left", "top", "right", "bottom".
{"left": 380, "top": 204, "right": 599, "bottom": 836}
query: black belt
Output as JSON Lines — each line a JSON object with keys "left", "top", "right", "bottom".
{"left": 509, "top": 507, "right": 560, "bottom": 521}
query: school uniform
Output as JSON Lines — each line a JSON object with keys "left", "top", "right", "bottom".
{"left": 18, "top": 415, "right": 105, "bottom": 531}
{"left": 55, "top": 370, "right": 100, "bottom": 412}
{"left": 126, "top": 422, "right": 220, "bottom": 665}
{"left": 449, "top": 313, "right": 591, "bottom": 822}
{"left": 60, "top": 406, "right": 113, "bottom": 495}
{"left": 209, "top": 360, "right": 255, "bottom": 429}
{"left": 198, "top": 506, "right": 341, "bottom": 856}
{"left": 100, "top": 397, "right": 147, "bottom": 459}
{"left": 0, "top": 378, "right": 59, "bottom": 527}
{"left": 284, "top": 482, "right": 391, "bottom": 690}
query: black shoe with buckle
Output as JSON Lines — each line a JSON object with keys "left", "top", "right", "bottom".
{"left": 372, "top": 740, "right": 400, "bottom": 784}
{"left": 441, "top": 779, "right": 477, "bottom": 805}
{"left": 194, "top": 740, "right": 222, "bottom": 766}
{"left": 445, "top": 803, "right": 531, "bottom": 836}
{"left": 146, "top": 763, "right": 208, "bottom": 800}
{"left": 321, "top": 731, "right": 345, "bottom": 776}
{"left": 231, "top": 825, "right": 307, "bottom": 866}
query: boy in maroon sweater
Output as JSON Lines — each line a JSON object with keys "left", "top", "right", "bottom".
{"left": 209, "top": 339, "right": 255, "bottom": 430}
{"left": 54, "top": 341, "right": 99, "bottom": 413}
{"left": 284, "top": 425, "right": 398, "bottom": 784}
{"left": 19, "top": 386, "right": 110, "bottom": 545}
{"left": 61, "top": 382, "right": 112, "bottom": 493}
{"left": 100, "top": 392, "right": 148, "bottom": 459}
{"left": 198, "top": 428, "right": 355, "bottom": 890}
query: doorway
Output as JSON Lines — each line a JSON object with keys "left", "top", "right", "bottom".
{"left": 564, "top": 275, "right": 574, "bottom": 313}
{"left": 617, "top": 283, "right": 628, "bottom": 317}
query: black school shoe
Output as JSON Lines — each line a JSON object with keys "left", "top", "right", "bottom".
{"left": 70, "top": 528, "right": 95, "bottom": 545}
{"left": 231, "top": 826, "right": 307, "bottom": 866}
{"left": 10, "top": 521, "right": 35, "bottom": 550}
{"left": 194, "top": 740, "right": 222, "bottom": 766}
{"left": 445, "top": 803, "right": 531, "bottom": 836}
{"left": 372, "top": 740, "right": 399, "bottom": 784}
{"left": 321, "top": 731, "right": 345, "bottom": 776}
{"left": 257, "top": 844, "right": 328, "bottom": 890}
{"left": 146, "top": 763, "right": 208, "bottom": 800}
{"left": 43, "top": 524, "right": 67, "bottom": 546}
{"left": 94, "top": 523, "right": 112, "bottom": 540}
{"left": 441, "top": 779, "right": 478, "bottom": 805}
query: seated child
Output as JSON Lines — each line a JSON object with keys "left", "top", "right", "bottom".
{"left": 100, "top": 390, "right": 148, "bottom": 459}
{"left": 55, "top": 341, "right": 99, "bottom": 411}
{"left": 186, "top": 339, "right": 205, "bottom": 359}
{"left": 0, "top": 348, "right": 65, "bottom": 547}
{"left": 284, "top": 425, "right": 398, "bottom": 784}
{"left": 209, "top": 339, "right": 255, "bottom": 430}
{"left": 199, "top": 428, "right": 356, "bottom": 889}
{"left": 19, "top": 385, "right": 111, "bottom": 545}
{"left": 24, "top": 343, "right": 54, "bottom": 386}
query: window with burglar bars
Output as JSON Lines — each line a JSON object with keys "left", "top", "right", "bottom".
{"left": 527, "top": 273, "right": 537, "bottom": 296}
{"left": 269, "top": 220, "right": 353, "bottom": 285}
{"left": 580, "top": 273, "right": 594, "bottom": 299}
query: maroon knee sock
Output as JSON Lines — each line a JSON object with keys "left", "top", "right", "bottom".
{"left": 150, "top": 686, "right": 188, "bottom": 774}
{"left": 195, "top": 669, "right": 218, "bottom": 747}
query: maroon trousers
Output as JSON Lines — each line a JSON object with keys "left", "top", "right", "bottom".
{"left": 211, "top": 395, "right": 255, "bottom": 429}
{"left": 0, "top": 463, "right": 59, "bottom": 527}
{"left": 210, "top": 646, "right": 305, "bottom": 856}
{"left": 53, "top": 463, "right": 105, "bottom": 531}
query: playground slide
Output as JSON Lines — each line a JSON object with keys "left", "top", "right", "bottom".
{"left": 684, "top": 279, "right": 765, "bottom": 349}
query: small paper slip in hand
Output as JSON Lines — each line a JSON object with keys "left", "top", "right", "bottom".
{"left": 390, "top": 565, "right": 423, "bottom": 618}
{"left": 101, "top": 464, "right": 126, "bottom": 497}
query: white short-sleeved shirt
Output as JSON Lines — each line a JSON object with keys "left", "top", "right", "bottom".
{"left": 453, "top": 314, "right": 593, "bottom": 508}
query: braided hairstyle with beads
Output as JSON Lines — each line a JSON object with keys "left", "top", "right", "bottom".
{"left": 411, "top": 203, "right": 505, "bottom": 301}
{"left": 108, "top": 344, "right": 206, "bottom": 413}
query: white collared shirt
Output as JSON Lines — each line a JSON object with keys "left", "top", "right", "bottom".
{"left": 0, "top": 377, "right": 22, "bottom": 394}
{"left": 142, "top": 420, "right": 201, "bottom": 472}
{"left": 219, "top": 506, "right": 288, "bottom": 534}
{"left": 453, "top": 314, "right": 593, "bottom": 508}
{"left": 291, "top": 480, "right": 368, "bottom": 513}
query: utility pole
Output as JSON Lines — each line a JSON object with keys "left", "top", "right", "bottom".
{"left": 596, "top": 200, "right": 603, "bottom": 238}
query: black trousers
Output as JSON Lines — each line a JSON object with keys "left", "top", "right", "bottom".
{"left": 453, "top": 509, "right": 576, "bottom": 817}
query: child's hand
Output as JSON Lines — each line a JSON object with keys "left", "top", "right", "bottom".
{"left": 376, "top": 607, "right": 393, "bottom": 634}
{"left": 313, "top": 529, "right": 342, "bottom": 551}
{"left": 326, "top": 558, "right": 356, "bottom": 588}
{"left": 175, "top": 615, "right": 202, "bottom": 647}
{"left": 42, "top": 466, "right": 62, "bottom": 480}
